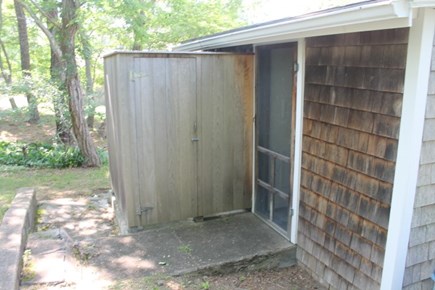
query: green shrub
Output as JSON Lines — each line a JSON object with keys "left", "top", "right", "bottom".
{"left": 0, "top": 141, "right": 88, "bottom": 168}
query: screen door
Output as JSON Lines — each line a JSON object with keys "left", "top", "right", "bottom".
{"left": 255, "top": 43, "right": 296, "bottom": 237}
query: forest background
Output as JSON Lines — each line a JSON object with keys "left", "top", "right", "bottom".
{"left": 0, "top": 0, "right": 356, "bottom": 167}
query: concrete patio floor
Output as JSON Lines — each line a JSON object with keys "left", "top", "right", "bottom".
{"left": 22, "top": 211, "right": 296, "bottom": 289}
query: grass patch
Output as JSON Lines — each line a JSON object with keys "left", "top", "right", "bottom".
{"left": 0, "top": 165, "right": 110, "bottom": 222}
{"left": 0, "top": 189, "right": 15, "bottom": 223}
{"left": 0, "top": 105, "right": 109, "bottom": 222}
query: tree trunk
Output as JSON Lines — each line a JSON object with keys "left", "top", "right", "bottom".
{"left": 85, "top": 56, "right": 95, "bottom": 129}
{"left": 61, "top": 0, "right": 100, "bottom": 167}
{"left": 79, "top": 31, "right": 95, "bottom": 129}
{"left": 9, "top": 98, "right": 18, "bottom": 109}
{"left": 0, "top": 35, "right": 17, "bottom": 109}
{"left": 51, "top": 47, "right": 73, "bottom": 144}
{"left": 47, "top": 3, "right": 73, "bottom": 144}
{"left": 14, "top": 0, "right": 40, "bottom": 123}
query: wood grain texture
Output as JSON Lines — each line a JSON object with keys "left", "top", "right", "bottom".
{"left": 298, "top": 28, "right": 409, "bottom": 289}
{"left": 198, "top": 54, "right": 253, "bottom": 216}
{"left": 104, "top": 52, "right": 253, "bottom": 227}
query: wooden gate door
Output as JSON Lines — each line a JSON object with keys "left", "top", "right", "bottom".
{"left": 133, "top": 56, "right": 198, "bottom": 225}
{"left": 197, "top": 54, "right": 253, "bottom": 217}
{"left": 130, "top": 53, "right": 253, "bottom": 226}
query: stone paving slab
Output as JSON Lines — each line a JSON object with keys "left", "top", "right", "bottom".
{"left": 22, "top": 213, "right": 295, "bottom": 289}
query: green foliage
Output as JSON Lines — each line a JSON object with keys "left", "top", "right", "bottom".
{"left": 102, "top": 0, "right": 245, "bottom": 50}
{"left": 0, "top": 141, "right": 86, "bottom": 168}
{"left": 21, "top": 249, "right": 36, "bottom": 282}
{"left": 0, "top": 141, "right": 109, "bottom": 168}
{"left": 0, "top": 73, "right": 65, "bottom": 107}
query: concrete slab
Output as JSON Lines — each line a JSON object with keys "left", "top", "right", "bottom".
{"left": 172, "top": 213, "right": 293, "bottom": 271}
{"left": 23, "top": 208, "right": 296, "bottom": 288}
{"left": 86, "top": 213, "right": 295, "bottom": 281}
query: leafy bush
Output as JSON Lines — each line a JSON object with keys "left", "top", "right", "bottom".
{"left": 0, "top": 141, "right": 87, "bottom": 168}
{"left": 97, "top": 149, "right": 109, "bottom": 165}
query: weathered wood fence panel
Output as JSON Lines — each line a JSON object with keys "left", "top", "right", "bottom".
{"left": 197, "top": 55, "right": 253, "bottom": 216}
{"left": 104, "top": 52, "right": 253, "bottom": 229}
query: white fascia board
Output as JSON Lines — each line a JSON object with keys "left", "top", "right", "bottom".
{"left": 380, "top": 8, "right": 435, "bottom": 290}
{"left": 176, "top": 1, "right": 411, "bottom": 51}
{"left": 239, "top": 17, "right": 412, "bottom": 47}
{"left": 410, "top": 0, "right": 435, "bottom": 7}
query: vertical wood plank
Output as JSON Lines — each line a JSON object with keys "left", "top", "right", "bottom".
{"left": 167, "top": 57, "right": 198, "bottom": 220}
{"left": 135, "top": 58, "right": 158, "bottom": 224}
{"left": 106, "top": 52, "right": 253, "bottom": 226}
{"left": 115, "top": 55, "right": 140, "bottom": 227}
{"left": 152, "top": 58, "right": 170, "bottom": 222}
{"left": 198, "top": 54, "right": 253, "bottom": 216}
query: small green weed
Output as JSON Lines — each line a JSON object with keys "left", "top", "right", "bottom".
{"left": 36, "top": 208, "right": 46, "bottom": 224}
{"left": 87, "top": 203, "right": 98, "bottom": 211}
{"left": 178, "top": 244, "right": 192, "bottom": 254}
{"left": 21, "top": 249, "right": 36, "bottom": 282}
{"left": 200, "top": 280, "right": 210, "bottom": 290}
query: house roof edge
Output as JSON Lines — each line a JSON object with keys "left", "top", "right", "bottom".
{"left": 175, "top": 0, "right": 415, "bottom": 51}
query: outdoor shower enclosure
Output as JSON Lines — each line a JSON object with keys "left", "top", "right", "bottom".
{"left": 104, "top": 52, "right": 254, "bottom": 229}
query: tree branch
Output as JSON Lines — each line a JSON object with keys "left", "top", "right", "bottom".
{"left": 27, "top": 0, "right": 61, "bottom": 29}
{"left": 16, "top": 0, "right": 62, "bottom": 60}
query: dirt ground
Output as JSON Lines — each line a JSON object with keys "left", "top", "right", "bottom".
{"left": 109, "top": 266, "right": 326, "bottom": 290}
{"left": 0, "top": 102, "right": 326, "bottom": 290}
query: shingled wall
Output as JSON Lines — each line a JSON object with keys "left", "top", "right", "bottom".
{"left": 402, "top": 31, "right": 435, "bottom": 290}
{"left": 297, "top": 28, "right": 409, "bottom": 289}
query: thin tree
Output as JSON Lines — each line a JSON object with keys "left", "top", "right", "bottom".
{"left": 0, "top": 40, "right": 17, "bottom": 109}
{"left": 14, "top": 0, "right": 40, "bottom": 122}
{"left": 78, "top": 30, "right": 96, "bottom": 128}
{"left": 18, "top": 0, "right": 100, "bottom": 166}
{"left": 0, "top": 0, "right": 17, "bottom": 109}
{"left": 61, "top": 0, "right": 100, "bottom": 166}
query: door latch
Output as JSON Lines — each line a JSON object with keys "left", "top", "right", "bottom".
{"left": 191, "top": 137, "right": 199, "bottom": 142}
{"left": 293, "top": 62, "right": 299, "bottom": 73}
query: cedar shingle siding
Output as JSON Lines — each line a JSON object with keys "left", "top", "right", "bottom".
{"left": 297, "top": 28, "right": 409, "bottom": 289}
{"left": 403, "top": 31, "right": 435, "bottom": 290}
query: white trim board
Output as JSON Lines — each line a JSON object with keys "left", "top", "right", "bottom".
{"left": 175, "top": 1, "right": 412, "bottom": 51}
{"left": 381, "top": 8, "right": 435, "bottom": 290}
{"left": 290, "top": 39, "right": 305, "bottom": 244}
